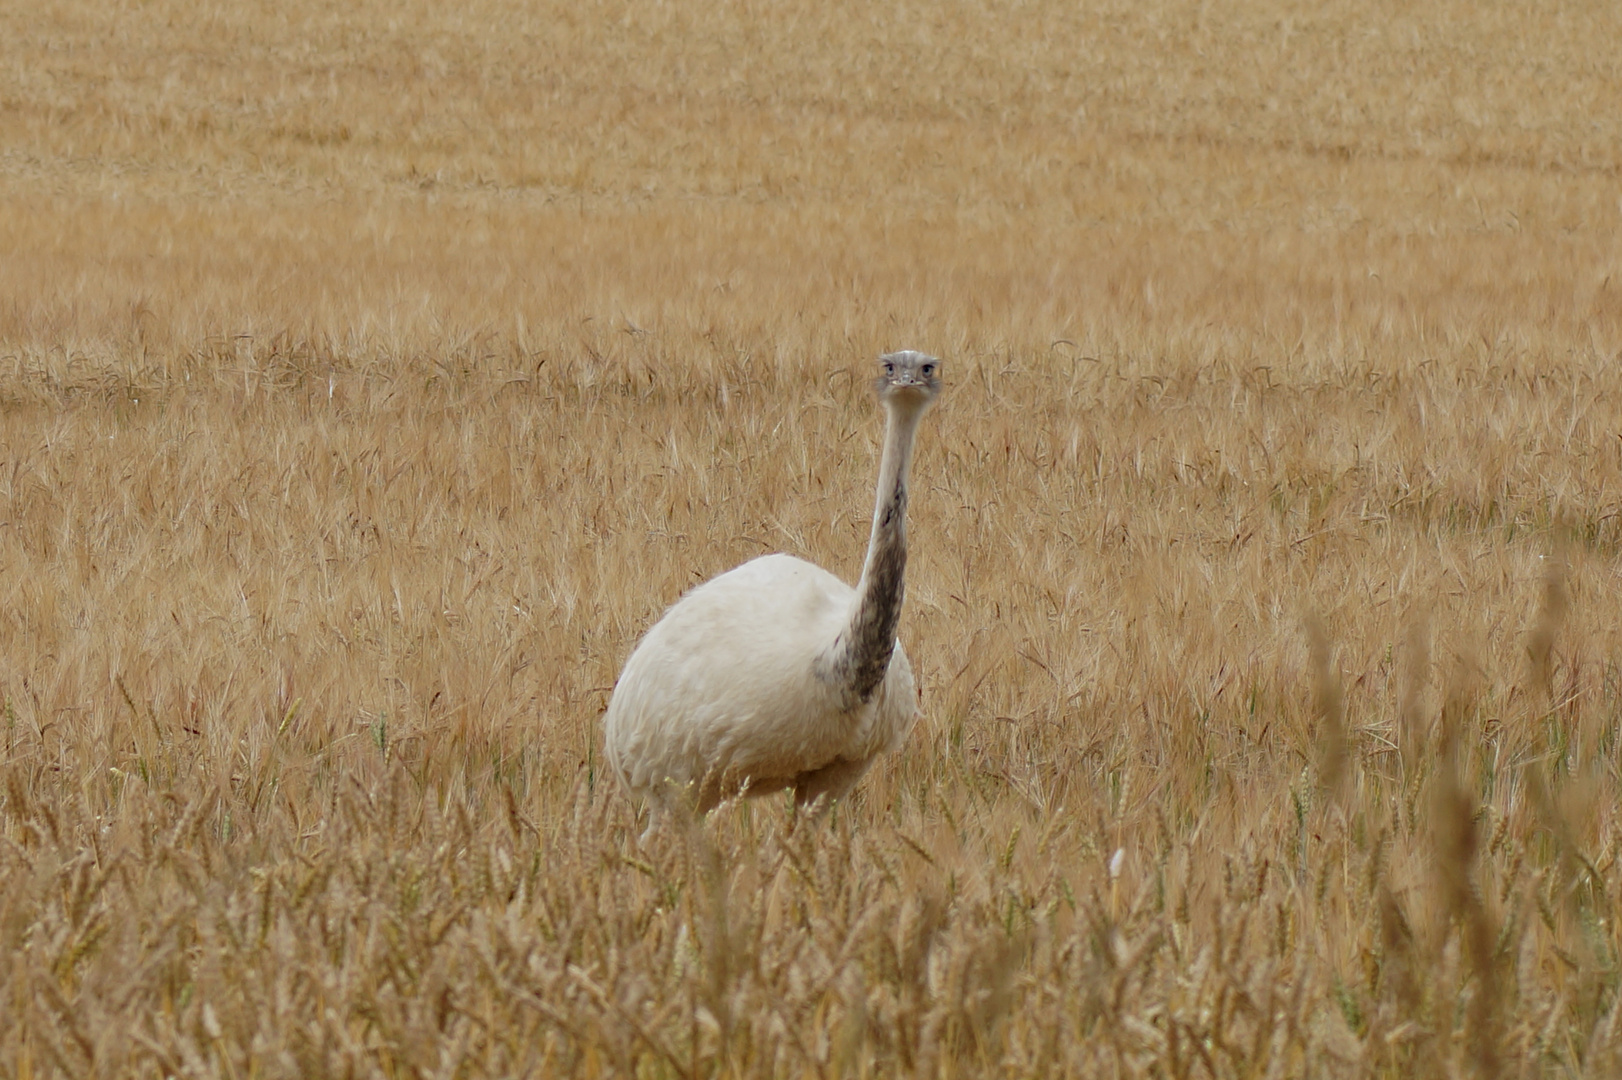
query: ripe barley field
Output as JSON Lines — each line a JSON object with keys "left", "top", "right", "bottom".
{"left": 5, "top": 0, "right": 1622, "bottom": 1076}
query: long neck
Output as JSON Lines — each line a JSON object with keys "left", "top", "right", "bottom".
{"left": 822, "top": 401, "right": 922, "bottom": 706}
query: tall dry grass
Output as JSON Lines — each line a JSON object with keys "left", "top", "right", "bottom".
{"left": 4, "top": 0, "right": 1622, "bottom": 1075}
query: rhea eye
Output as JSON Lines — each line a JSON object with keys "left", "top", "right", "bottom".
{"left": 921, "top": 364, "right": 935, "bottom": 376}
{"left": 884, "top": 363, "right": 895, "bottom": 375}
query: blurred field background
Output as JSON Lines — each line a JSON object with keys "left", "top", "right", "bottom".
{"left": 4, "top": 0, "right": 1622, "bottom": 1075}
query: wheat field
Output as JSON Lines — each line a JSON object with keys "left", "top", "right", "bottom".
{"left": 4, "top": 0, "right": 1622, "bottom": 1076}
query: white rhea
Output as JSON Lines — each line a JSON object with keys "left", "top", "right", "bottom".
{"left": 603, "top": 350, "right": 944, "bottom": 827}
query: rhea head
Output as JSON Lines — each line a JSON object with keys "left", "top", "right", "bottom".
{"left": 874, "top": 350, "right": 944, "bottom": 414}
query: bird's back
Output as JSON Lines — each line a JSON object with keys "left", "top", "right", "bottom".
{"left": 603, "top": 553, "right": 915, "bottom": 799}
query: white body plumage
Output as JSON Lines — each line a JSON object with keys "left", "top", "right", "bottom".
{"left": 603, "top": 553, "right": 917, "bottom": 808}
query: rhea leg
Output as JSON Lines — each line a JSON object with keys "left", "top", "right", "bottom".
{"left": 637, "top": 776, "right": 709, "bottom": 847}
{"left": 639, "top": 769, "right": 769, "bottom": 844}
{"left": 793, "top": 756, "right": 874, "bottom": 813}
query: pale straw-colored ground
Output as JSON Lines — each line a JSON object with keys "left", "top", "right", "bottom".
{"left": 4, "top": 0, "right": 1622, "bottom": 1075}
